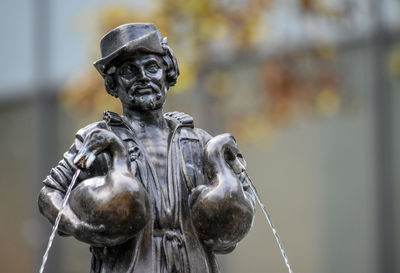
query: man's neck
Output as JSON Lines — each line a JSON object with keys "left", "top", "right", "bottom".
{"left": 122, "top": 107, "right": 167, "bottom": 131}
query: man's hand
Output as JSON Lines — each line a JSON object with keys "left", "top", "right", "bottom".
{"left": 222, "top": 138, "right": 247, "bottom": 175}
{"left": 205, "top": 133, "right": 247, "bottom": 177}
{"left": 74, "top": 129, "right": 126, "bottom": 169}
{"left": 78, "top": 221, "right": 106, "bottom": 234}
{"left": 74, "top": 220, "right": 107, "bottom": 245}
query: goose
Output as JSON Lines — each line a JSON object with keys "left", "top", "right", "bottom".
{"left": 190, "top": 133, "right": 254, "bottom": 249}
{"left": 70, "top": 128, "right": 150, "bottom": 245}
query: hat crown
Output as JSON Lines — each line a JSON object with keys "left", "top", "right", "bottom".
{"left": 100, "top": 23, "right": 162, "bottom": 58}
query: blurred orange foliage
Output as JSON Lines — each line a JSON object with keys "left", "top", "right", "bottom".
{"left": 61, "top": 1, "right": 271, "bottom": 115}
{"left": 259, "top": 52, "right": 339, "bottom": 126}
{"left": 61, "top": 0, "right": 344, "bottom": 143}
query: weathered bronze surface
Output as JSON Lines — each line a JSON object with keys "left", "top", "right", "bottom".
{"left": 38, "top": 23, "right": 256, "bottom": 273}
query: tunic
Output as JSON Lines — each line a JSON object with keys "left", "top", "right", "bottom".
{"left": 42, "top": 111, "right": 255, "bottom": 273}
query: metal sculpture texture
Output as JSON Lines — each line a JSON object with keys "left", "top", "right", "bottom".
{"left": 38, "top": 23, "right": 256, "bottom": 273}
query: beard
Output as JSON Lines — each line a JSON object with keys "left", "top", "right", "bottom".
{"left": 129, "top": 93, "right": 165, "bottom": 110}
{"left": 127, "top": 83, "right": 166, "bottom": 111}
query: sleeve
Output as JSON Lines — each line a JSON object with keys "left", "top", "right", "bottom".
{"left": 42, "top": 139, "right": 81, "bottom": 194}
{"left": 193, "top": 128, "right": 213, "bottom": 147}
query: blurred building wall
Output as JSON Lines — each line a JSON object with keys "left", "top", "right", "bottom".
{"left": 0, "top": 1, "right": 399, "bottom": 273}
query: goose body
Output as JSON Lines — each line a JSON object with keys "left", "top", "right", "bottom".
{"left": 191, "top": 134, "right": 254, "bottom": 249}
{"left": 68, "top": 129, "right": 150, "bottom": 244}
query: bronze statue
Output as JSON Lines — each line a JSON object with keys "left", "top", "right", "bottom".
{"left": 38, "top": 23, "right": 256, "bottom": 273}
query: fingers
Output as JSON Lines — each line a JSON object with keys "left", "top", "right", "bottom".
{"left": 73, "top": 148, "right": 96, "bottom": 169}
{"left": 80, "top": 221, "right": 106, "bottom": 234}
{"left": 231, "top": 157, "right": 247, "bottom": 174}
{"left": 225, "top": 153, "right": 246, "bottom": 174}
{"left": 237, "top": 153, "right": 247, "bottom": 169}
{"left": 73, "top": 129, "right": 114, "bottom": 169}
{"left": 206, "top": 133, "right": 246, "bottom": 174}
{"left": 73, "top": 148, "right": 86, "bottom": 168}
{"left": 92, "top": 224, "right": 106, "bottom": 233}
{"left": 86, "top": 153, "right": 97, "bottom": 169}
{"left": 215, "top": 134, "right": 246, "bottom": 174}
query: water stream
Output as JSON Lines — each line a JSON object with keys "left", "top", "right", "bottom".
{"left": 244, "top": 172, "right": 294, "bottom": 273}
{"left": 39, "top": 169, "right": 81, "bottom": 273}
{"left": 39, "top": 165, "right": 294, "bottom": 273}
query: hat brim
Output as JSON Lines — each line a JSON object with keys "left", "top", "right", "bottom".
{"left": 93, "top": 31, "right": 164, "bottom": 77}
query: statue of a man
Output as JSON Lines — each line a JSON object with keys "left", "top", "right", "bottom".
{"left": 38, "top": 23, "right": 255, "bottom": 273}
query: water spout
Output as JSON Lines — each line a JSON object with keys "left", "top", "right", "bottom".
{"left": 244, "top": 172, "right": 294, "bottom": 273}
{"left": 39, "top": 169, "right": 81, "bottom": 273}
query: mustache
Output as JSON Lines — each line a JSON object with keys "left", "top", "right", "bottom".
{"left": 129, "top": 82, "right": 161, "bottom": 95}
{"left": 127, "top": 82, "right": 163, "bottom": 104}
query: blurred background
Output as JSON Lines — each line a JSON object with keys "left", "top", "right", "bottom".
{"left": 1, "top": 0, "right": 400, "bottom": 272}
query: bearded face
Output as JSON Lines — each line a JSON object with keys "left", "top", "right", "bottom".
{"left": 114, "top": 53, "right": 168, "bottom": 111}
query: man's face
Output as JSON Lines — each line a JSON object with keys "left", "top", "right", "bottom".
{"left": 114, "top": 53, "right": 167, "bottom": 111}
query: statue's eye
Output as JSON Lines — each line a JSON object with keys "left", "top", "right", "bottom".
{"left": 119, "top": 64, "right": 134, "bottom": 77}
{"left": 146, "top": 63, "right": 159, "bottom": 73}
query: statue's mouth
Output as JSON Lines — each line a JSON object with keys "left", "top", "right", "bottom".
{"left": 129, "top": 83, "right": 160, "bottom": 96}
{"left": 128, "top": 84, "right": 162, "bottom": 104}
{"left": 134, "top": 88, "right": 153, "bottom": 95}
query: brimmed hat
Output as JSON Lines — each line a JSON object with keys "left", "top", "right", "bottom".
{"left": 93, "top": 23, "right": 165, "bottom": 78}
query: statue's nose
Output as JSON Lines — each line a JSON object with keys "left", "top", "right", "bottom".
{"left": 136, "top": 67, "right": 150, "bottom": 83}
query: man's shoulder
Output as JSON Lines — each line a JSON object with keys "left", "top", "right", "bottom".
{"left": 75, "top": 111, "right": 127, "bottom": 140}
{"left": 74, "top": 111, "right": 213, "bottom": 143}
{"left": 165, "top": 111, "right": 210, "bottom": 134}
{"left": 164, "top": 111, "right": 194, "bottom": 128}
{"left": 164, "top": 111, "right": 212, "bottom": 144}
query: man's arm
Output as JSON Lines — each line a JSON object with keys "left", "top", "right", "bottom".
{"left": 38, "top": 122, "right": 151, "bottom": 247}
{"left": 190, "top": 132, "right": 256, "bottom": 253}
{"left": 38, "top": 123, "right": 109, "bottom": 241}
